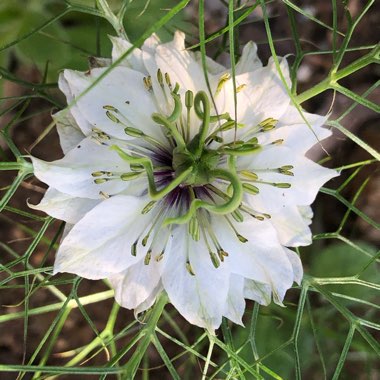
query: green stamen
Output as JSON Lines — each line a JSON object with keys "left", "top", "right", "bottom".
{"left": 120, "top": 172, "right": 142, "bottom": 181}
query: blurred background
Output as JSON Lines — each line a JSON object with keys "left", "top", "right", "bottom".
{"left": 0, "top": 1, "right": 379, "bottom": 379}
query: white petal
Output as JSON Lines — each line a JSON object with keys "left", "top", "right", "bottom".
{"left": 244, "top": 280, "right": 272, "bottom": 305}
{"left": 63, "top": 67, "right": 164, "bottom": 141}
{"left": 253, "top": 247, "right": 295, "bottom": 306}
{"left": 244, "top": 146, "right": 338, "bottom": 212}
{"left": 61, "top": 223, "right": 73, "bottom": 241}
{"left": 108, "top": 259, "right": 162, "bottom": 310}
{"left": 188, "top": 237, "right": 230, "bottom": 329}
{"left": 258, "top": 108, "right": 332, "bottom": 154}
{"left": 28, "top": 188, "right": 99, "bottom": 224}
{"left": 54, "top": 195, "right": 156, "bottom": 279}
{"left": 58, "top": 70, "right": 73, "bottom": 102}
{"left": 58, "top": 73, "right": 93, "bottom": 136}
{"left": 162, "top": 227, "right": 229, "bottom": 331}
{"left": 141, "top": 49, "right": 172, "bottom": 115}
{"left": 223, "top": 274, "right": 245, "bottom": 326}
{"left": 110, "top": 35, "right": 145, "bottom": 73}
{"left": 216, "top": 57, "right": 291, "bottom": 133}
{"left": 141, "top": 33, "right": 161, "bottom": 54}
{"left": 284, "top": 248, "right": 303, "bottom": 285}
{"left": 236, "top": 41, "right": 262, "bottom": 74}
{"left": 269, "top": 205, "right": 312, "bottom": 247}
{"left": 53, "top": 110, "right": 85, "bottom": 154}
{"left": 134, "top": 284, "right": 163, "bottom": 316}
{"left": 153, "top": 31, "right": 206, "bottom": 92}
{"left": 212, "top": 217, "right": 295, "bottom": 305}
{"left": 211, "top": 217, "right": 273, "bottom": 284}
{"left": 193, "top": 51, "right": 226, "bottom": 75}
{"left": 298, "top": 205, "right": 313, "bottom": 222}
{"left": 31, "top": 137, "right": 131, "bottom": 199}
{"left": 141, "top": 32, "right": 207, "bottom": 122}
{"left": 279, "top": 105, "right": 329, "bottom": 127}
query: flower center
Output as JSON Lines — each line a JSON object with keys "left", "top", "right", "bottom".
{"left": 172, "top": 145, "right": 219, "bottom": 186}
{"left": 104, "top": 71, "right": 293, "bottom": 231}
{"left": 92, "top": 70, "right": 296, "bottom": 270}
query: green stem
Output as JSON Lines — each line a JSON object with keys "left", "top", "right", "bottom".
{"left": 0, "top": 171, "right": 32, "bottom": 213}
{"left": 32, "top": 307, "right": 71, "bottom": 379}
{"left": 63, "top": 302, "right": 120, "bottom": 369}
{"left": 0, "top": 290, "right": 114, "bottom": 323}
{"left": 96, "top": 0, "right": 129, "bottom": 40}
{"left": 202, "top": 335, "right": 215, "bottom": 380}
{"left": 0, "top": 161, "right": 32, "bottom": 171}
{"left": 121, "top": 293, "right": 168, "bottom": 378}
{"left": 296, "top": 45, "right": 379, "bottom": 103}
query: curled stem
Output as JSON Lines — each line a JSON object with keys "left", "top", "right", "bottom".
{"left": 193, "top": 91, "right": 211, "bottom": 157}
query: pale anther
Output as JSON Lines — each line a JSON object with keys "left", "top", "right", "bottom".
{"left": 186, "top": 261, "right": 195, "bottom": 276}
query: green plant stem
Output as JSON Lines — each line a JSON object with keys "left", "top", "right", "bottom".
{"left": 202, "top": 335, "right": 215, "bottom": 380}
{"left": 0, "top": 161, "right": 32, "bottom": 171}
{"left": 32, "top": 307, "right": 71, "bottom": 379}
{"left": 96, "top": 0, "right": 129, "bottom": 40}
{"left": 296, "top": 46, "right": 379, "bottom": 103}
{"left": 0, "top": 290, "right": 114, "bottom": 323}
{"left": 62, "top": 302, "right": 119, "bottom": 369}
{"left": 121, "top": 293, "right": 168, "bottom": 378}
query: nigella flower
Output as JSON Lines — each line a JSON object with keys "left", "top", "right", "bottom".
{"left": 30, "top": 32, "right": 338, "bottom": 331}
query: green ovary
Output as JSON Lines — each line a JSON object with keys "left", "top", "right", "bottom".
{"left": 172, "top": 145, "right": 220, "bottom": 186}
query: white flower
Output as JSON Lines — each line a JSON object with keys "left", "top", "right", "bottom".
{"left": 30, "top": 31, "right": 338, "bottom": 331}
